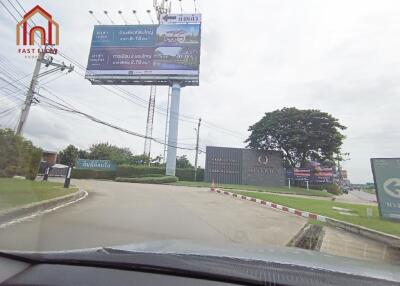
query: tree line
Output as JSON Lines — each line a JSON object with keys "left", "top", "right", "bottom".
{"left": 58, "top": 143, "right": 194, "bottom": 169}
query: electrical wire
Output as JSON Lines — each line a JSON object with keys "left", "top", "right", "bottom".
{"left": 37, "top": 93, "right": 198, "bottom": 151}
{"left": 4, "top": 1, "right": 244, "bottom": 145}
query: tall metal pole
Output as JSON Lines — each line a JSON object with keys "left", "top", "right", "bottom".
{"left": 16, "top": 52, "right": 44, "bottom": 135}
{"left": 144, "top": 85, "right": 156, "bottom": 165}
{"left": 166, "top": 82, "right": 181, "bottom": 176}
{"left": 163, "top": 86, "right": 171, "bottom": 163}
{"left": 194, "top": 118, "right": 201, "bottom": 181}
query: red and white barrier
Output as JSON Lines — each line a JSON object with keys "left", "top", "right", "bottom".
{"left": 210, "top": 188, "right": 326, "bottom": 222}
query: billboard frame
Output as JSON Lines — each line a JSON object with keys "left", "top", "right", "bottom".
{"left": 85, "top": 23, "right": 201, "bottom": 87}
{"left": 85, "top": 74, "right": 199, "bottom": 86}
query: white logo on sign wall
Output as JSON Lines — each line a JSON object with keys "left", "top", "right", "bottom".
{"left": 258, "top": 155, "right": 268, "bottom": 165}
{"left": 383, "top": 178, "right": 400, "bottom": 198}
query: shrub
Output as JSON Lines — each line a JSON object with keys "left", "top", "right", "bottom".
{"left": 310, "top": 184, "right": 342, "bottom": 195}
{"left": 25, "top": 147, "right": 42, "bottom": 180}
{"left": 0, "top": 129, "right": 41, "bottom": 179}
{"left": 115, "top": 176, "right": 178, "bottom": 184}
{"left": 176, "top": 168, "right": 204, "bottom": 181}
{"left": 116, "top": 165, "right": 204, "bottom": 181}
{"left": 116, "top": 165, "right": 165, "bottom": 178}
{"left": 72, "top": 169, "right": 116, "bottom": 180}
{"left": 0, "top": 165, "right": 17, "bottom": 178}
{"left": 130, "top": 174, "right": 165, "bottom": 178}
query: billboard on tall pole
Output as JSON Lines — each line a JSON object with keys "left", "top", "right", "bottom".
{"left": 85, "top": 23, "right": 201, "bottom": 86}
{"left": 85, "top": 14, "right": 202, "bottom": 177}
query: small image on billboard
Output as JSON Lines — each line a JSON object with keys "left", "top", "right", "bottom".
{"left": 153, "top": 47, "right": 200, "bottom": 70}
{"left": 156, "top": 24, "right": 201, "bottom": 46}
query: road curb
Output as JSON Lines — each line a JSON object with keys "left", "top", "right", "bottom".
{"left": 211, "top": 188, "right": 400, "bottom": 248}
{"left": 0, "top": 189, "right": 88, "bottom": 228}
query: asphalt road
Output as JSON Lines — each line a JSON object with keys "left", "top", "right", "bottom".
{"left": 335, "top": 190, "right": 377, "bottom": 205}
{"left": 0, "top": 180, "right": 306, "bottom": 251}
{"left": 350, "top": 190, "right": 377, "bottom": 203}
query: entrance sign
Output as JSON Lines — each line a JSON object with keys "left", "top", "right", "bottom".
{"left": 205, "top": 146, "right": 285, "bottom": 187}
{"left": 371, "top": 158, "right": 400, "bottom": 220}
{"left": 75, "top": 159, "right": 117, "bottom": 171}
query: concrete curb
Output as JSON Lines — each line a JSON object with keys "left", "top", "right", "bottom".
{"left": 210, "top": 188, "right": 400, "bottom": 248}
{"left": 0, "top": 189, "right": 88, "bottom": 228}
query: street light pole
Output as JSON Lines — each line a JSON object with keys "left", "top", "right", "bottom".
{"left": 194, "top": 118, "right": 201, "bottom": 181}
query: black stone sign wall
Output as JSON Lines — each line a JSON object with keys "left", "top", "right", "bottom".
{"left": 205, "top": 146, "right": 285, "bottom": 187}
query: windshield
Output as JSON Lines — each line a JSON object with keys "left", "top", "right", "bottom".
{"left": 0, "top": 0, "right": 399, "bottom": 280}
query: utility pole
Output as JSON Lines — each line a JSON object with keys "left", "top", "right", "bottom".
{"left": 16, "top": 52, "right": 74, "bottom": 135}
{"left": 194, "top": 117, "right": 201, "bottom": 181}
{"left": 16, "top": 52, "right": 44, "bottom": 135}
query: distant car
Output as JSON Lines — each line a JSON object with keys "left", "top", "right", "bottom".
{"left": 342, "top": 188, "right": 349, "bottom": 194}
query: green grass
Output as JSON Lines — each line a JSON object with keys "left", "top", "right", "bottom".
{"left": 171, "top": 181, "right": 333, "bottom": 197}
{"left": 0, "top": 178, "right": 76, "bottom": 211}
{"left": 230, "top": 190, "right": 400, "bottom": 237}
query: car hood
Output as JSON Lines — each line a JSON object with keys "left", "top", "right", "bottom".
{"left": 104, "top": 240, "right": 399, "bottom": 281}
{"left": 2, "top": 240, "right": 399, "bottom": 282}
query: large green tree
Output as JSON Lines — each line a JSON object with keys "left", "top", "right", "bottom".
{"left": 88, "top": 142, "right": 134, "bottom": 165}
{"left": 0, "top": 128, "right": 42, "bottom": 179}
{"left": 176, "top": 155, "right": 193, "bottom": 169}
{"left": 58, "top": 144, "right": 79, "bottom": 166}
{"left": 245, "top": 107, "right": 346, "bottom": 168}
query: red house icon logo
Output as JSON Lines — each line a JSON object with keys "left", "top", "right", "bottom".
{"left": 16, "top": 5, "right": 59, "bottom": 46}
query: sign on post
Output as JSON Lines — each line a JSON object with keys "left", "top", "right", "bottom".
{"left": 160, "top": 13, "right": 202, "bottom": 24}
{"left": 75, "top": 159, "right": 117, "bottom": 171}
{"left": 371, "top": 158, "right": 400, "bottom": 221}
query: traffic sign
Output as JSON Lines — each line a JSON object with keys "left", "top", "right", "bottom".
{"left": 371, "top": 158, "right": 400, "bottom": 221}
{"left": 160, "top": 13, "right": 201, "bottom": 24}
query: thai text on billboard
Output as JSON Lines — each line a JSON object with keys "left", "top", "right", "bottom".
{"left": 293, "top": 168, "right": 311, "bottom": 181}
{"left": 312, "top": 167, "right": 334, "bottom": 184}
{"left": 86, "top": 24, "right": 201, "bottom": 77}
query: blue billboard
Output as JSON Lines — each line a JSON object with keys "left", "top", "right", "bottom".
{"left": 86, "top": 24, "right": 201, "bottom": 78}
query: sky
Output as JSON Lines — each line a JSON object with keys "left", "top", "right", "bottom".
{"left": 1, "top": 0, "right": 400, "bottom": 183}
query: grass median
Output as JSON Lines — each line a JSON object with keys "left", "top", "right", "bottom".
{"left": 0, "top": 178, "right": 76, "bottom": 211}
{"left": 172, "top": 181, "right": 333, "bottom": 197}
{"left": 230, "top": 190, "right": 400, "bottom": 237}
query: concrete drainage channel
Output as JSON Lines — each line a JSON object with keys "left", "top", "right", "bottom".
{"left": 287, "top": 224, "right": 325, "bottom": 251}
{"left": 211, "top": 188, "right": 400, "bottom": 263}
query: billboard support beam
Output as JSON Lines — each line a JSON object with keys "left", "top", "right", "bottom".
{"left": 166, "top": 82, "right": 181, "bottom": 176}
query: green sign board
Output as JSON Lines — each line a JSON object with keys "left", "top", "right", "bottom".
{"left": 371, "top": 158, "right": 400, "bottom": 221}
{"left": 75, "top": 159, "right": 117, "bottom": 171}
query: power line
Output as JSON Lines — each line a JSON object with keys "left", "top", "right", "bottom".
{"left": 5, "top": 1, "right": 245, "bottom": 142}
{"left": 37, "top": 93, "right": 198, "bottom": 151}
{"left": 0, "top": 72, "right": 32, "bottom": 90}
{"left": 0, "top": 0, "right": 19, "bottom": 22}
